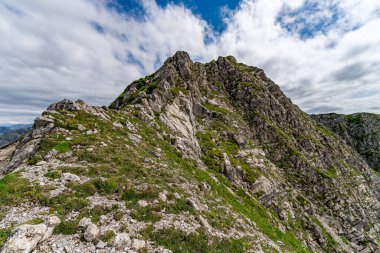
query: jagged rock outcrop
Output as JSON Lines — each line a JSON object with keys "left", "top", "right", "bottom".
{"left": 1, "top": 51, "right": 380, "bottom": 252}
{"left": 0, "top": 116, "right": 54, "bottom": 176}
{"left": 312, "top": 113, "right": 380, "bottom": 171}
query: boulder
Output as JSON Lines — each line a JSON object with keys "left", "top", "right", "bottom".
{"left": 1, "top": 216, "right": 60, "bottom": 253}
{"left": 84, "top": 224, "right": 99, "bottom": 242}
{"left": 131, "top": 239, "right": 146, "bottom": 250}
{"left": 79, "top": 217, "right": 92, "bottom": 229}
{"left": 113, "top": 233, "right": 131, "bottom": 249}
{"left": 60, "top": 172, "right": 80, "bottom": 182}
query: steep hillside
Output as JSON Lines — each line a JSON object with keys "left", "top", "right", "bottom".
{"left": 312, "top": 113, "right": 380, "bottom": 172}
{"left": 1, "top": 52, "right": 380, "bottom": 253}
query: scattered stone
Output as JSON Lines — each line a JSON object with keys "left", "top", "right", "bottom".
{"left": 159, "top": 192, "right": 167, "bottom": 202}
{"left": 131, "top": 239, "right": 146, "bottom": 250}
{"left": 96, "top": 240, "right": 107, "bottom": 249}
{"left": 42, "top": 216, "right": 61, "bottom": 241}
{"left": 86, "top": 129, "right": 98, "bottom": 135}
{"left": 128, "top": 133, "right": 142, "bottom": 144}
{"left": 65, "top": 137, "right": 73, "bottom": 141}
{"left": 35, "top": 161, "right": 47, "bottom": 166}
{"left": 77, "top": 124, "right": 86, "bottom": 131}
{"left": 138, "top": 200, "right": 148, "bottom": 207}
{"left": 113, "top": 122, "right": 124, "bottom": 128}
{"left": 113, "top": 233, "right": 131, "bottom": 249}
{"left": 84, "top": 223, "right": 99, "bottom": 242}
{"left": 79, "top": 217, "right": 92, "bottom": 229}
{"left": 61, "top": 172, "right": 80, "bottom": 182}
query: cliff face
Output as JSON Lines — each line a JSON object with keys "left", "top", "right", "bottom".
{"left": 312, "top": 113, "right": 380, "bottom": 172}
{"left": 1, "top": 52, "right": 380, "bottom": 253}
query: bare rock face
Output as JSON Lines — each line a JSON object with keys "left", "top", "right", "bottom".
{"left": 312, "top": 113, "right": 380, "bottom": 171}
{"left": 0, "top": 116, "right": 54, "bottom": 175}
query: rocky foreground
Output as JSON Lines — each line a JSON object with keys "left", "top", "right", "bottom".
{"left": 1, "top": 52, "right": 380, "bottom": 252}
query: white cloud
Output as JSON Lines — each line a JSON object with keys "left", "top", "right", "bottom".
{"left": 0, "top": 0, "right": 380, "bottom": 123}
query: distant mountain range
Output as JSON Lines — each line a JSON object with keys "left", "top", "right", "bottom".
{"left": 0, "top": 124, "right": 32, "bottom": 147}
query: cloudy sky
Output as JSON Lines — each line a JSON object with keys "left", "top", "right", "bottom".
{"left": 1, "top": 0, "right": 380, "bottom": 124}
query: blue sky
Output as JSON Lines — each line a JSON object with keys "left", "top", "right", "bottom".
{"left": 1, "top": 0, "right": 380, "bottom": 124}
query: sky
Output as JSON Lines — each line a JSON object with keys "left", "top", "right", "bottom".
{"left": 1, "top": 0, "right": 380, "bottom": 124}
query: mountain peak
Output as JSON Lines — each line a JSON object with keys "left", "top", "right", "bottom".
{"left": 2, "top": 53, "right": 380, "bottom": 252}
{"left": 164, "top": 51, "right": 192, "bottom": 65}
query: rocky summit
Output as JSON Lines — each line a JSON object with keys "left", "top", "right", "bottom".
{"left": 0, "top": 51, "right": 380, "bottom": 253}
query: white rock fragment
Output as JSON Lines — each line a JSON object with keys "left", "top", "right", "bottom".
{"left": 86, "top": 129, "right": 98, "bottom": 135}
{"left": 137, "top": 200, "right": 148, "bottom": 207}
{"left": 131, "top": 239, "right": 146, "bottom": 250}
{"left": 125, "top": 121, "right": 137, "bottom": 132}
{"left": 79, "top": 217, "right": 92, "bottom": 229}
{"left": 84, "top": 224, "right": 99, "bottom": 242}
{"left": 42, "top": 216, "right": 61, "bottom": 241}
{"left": 127, "top": 133, "right": 142, "bottom": 144}
{"left": 61, "top": 172, "right": 80, "bottom": 183}
{"left": 96, "top": 240, "right": 107, "bottom": 249}
{"left": 159, "top": 192, "right": 167, "bottom": 202}
{"left": 113, "top": 233, "right": 131, "bottom": 249}
{"left": 77, "top": 124, "right": 86, "bottom": 131}
{"left": 35, "top": 161, "right": 47, "bottom": 166}
{"left": 113, "top": 122, "right": 124, "bottom": 128}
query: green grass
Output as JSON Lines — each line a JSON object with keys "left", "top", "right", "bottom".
{"left": 0, "top": 228, "right": 12, "bottom": 247}
{"left": 169, "top": 87, "right": 188, "bottom": 96}
{"left": 48, "top": 195, "right": 89, "bottom": 215}
{"left": 45, "top": 170, "right": 62, "bottom": 179}
{"left": 25, "top": 218, "right": 44, "bottom": 225}
{"left": 54, "top": 141, "right": 70, "bottom": 153}
{"left": 144, "top": 227, "right": 250, "bottom": 253}
{"left": 315, "top": 167, "right": 338, "bottom": 179}
{"left": 203, "top": 102, "right": 230, "bottom": 115}
{"left": 101, "top": 230, "right": 116, "bottom": 244}
{"left": 0, "top": 173, "right": 48, "bottom": 207}
{"left": 54, "top": 219, "right": 78, "bottom": 235}
{"left": 316, "top": 126, "right": 334, "bottom": 137}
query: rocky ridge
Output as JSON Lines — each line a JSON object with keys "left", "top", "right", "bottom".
{"left": 0, "top": 51, "right": 380, "bottom": 252}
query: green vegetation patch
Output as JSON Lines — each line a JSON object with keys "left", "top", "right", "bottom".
{"left": 54, "top": 219, "right": 78, "bottom": 235}
{"left": 203, "top": 102, "right": 230, "bottom": 115}
{"left": 169, "top": 87, "right": 188, "bottom": 96}
{"left": 315, "top": 167, "right": 338, "bottom": 179}
{"left": 145, "top": 227, "right": 250, "bottom": 253}
{"left": 0, "top": 228, "right": 12, "bottom": 247}
{"left": 0, "top": 173, "right": 48, "bottom": 207}
{"left": 101, "top": 230, "right": 116, "bottom": 244}
{"left": 54, "top": 141, "right": 70, "bottom": 153}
